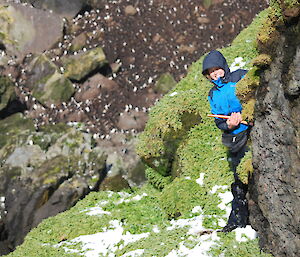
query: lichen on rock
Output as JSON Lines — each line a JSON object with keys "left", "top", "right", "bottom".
{"left": 62, "top": 47, "right": 108, "bottom": 81}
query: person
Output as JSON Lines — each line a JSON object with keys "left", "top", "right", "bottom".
{"left": 202, "top": 50, "right": 250, "bottom": 232}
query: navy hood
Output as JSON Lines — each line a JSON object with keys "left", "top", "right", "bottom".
{"left": 202, "top": 50, "right": 247, "bottom": 83}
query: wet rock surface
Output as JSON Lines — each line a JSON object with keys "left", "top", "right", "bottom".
{"left": 249, "top": 19, "right": 300, "bottom": 257}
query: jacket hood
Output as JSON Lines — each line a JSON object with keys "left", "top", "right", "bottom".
{"left": 202, "top": 50, "right": 247, "bottom": 83}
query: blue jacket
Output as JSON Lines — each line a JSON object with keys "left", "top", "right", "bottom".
{"left": 202, "top": 50, "right": 248, "bottom": 135}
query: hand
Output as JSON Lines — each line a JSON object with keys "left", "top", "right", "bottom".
{"left": 226, "top": 112, "right": 242, "bottom": 129}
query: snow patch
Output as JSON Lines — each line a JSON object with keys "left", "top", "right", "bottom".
{"left": 235, "top": 225, "right": 257, "bottom": 242}
{"left": 192, "top": 206, "right": 203, "bottom": 214}
{"left": 196, "top": 173, "right": 205, "bottom": 186}
{"left": 210, "top": 185, "right": 228, "bottom": 194}
{"left": 166, "top": 232, "right": 220, "bottom": 257}
{"left": 56, "top": 220, "right": 149, "bottom": 257}
{"left": 230, "top": 57, "right": 246, "bottom": 72}
{"left": 83, "top": 207, "right": 111, "bottom": 216}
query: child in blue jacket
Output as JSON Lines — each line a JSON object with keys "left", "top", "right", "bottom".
{"left": 202, "top": 50, "right": 249, "bottom": 232}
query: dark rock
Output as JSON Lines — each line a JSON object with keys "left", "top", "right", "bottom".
{"left": 249, "top": 22, "right": 300, "bottom": 257}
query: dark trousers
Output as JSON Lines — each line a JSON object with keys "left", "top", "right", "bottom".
{"left": 223, "top": 144, "right": 249, "bottom": 231}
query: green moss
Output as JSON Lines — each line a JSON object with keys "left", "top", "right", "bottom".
{"left": 209, "top": 232, "right": 272, "bottom": 257}
{"left": 159, "top": 177, "right": 226, "bottom": 220}
{"left": 235, "top": 67, "right": 261, "bottom": 122}
{"left": 236, "top": 150, "right": 253, "bottom": 184}
{"left": 252, "top": 54, "right": 272, "bottom": 67}
{"left": 144, "top": 166, "right": 172, "bottom": 190}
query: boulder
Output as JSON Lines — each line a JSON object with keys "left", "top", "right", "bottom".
{"left": 31, "top": 0, "right": 85, "bottom": 19}
{"left": 62, "top": 47, "right": 108, "bottom": 81}
{"left": 26, "top": 54, "right": 75, "bottom": 107}
{"left": 117, "top": 110, "right": 148, "bottom": 131}
{"left": 70, "top": 32, "right": 87, "bottom": 52}
{"left": 0, "top": 76, "right": 16, "bottom": 112}
{"left": 0, "top": 2, "right": 63, "bottom": 58}
{"left": 154, "top": 72, "right": 177, "bottom": 94}
{"left": 75, "top": 73, "right": 119, "bottom": 102}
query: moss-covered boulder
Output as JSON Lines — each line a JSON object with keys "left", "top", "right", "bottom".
{"left": 154, "top": 73, "right": 177, "bottom": 94}
{"left": 0, "top": 76, "right": 16, "bottom": 112}
{"left": 26, "top": 54, "right": 75, "bottom": 107}
{"left": 62, "top": 47, "right": 108, "bottom": 81}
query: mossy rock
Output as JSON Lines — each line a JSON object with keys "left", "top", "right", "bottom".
{"left": 35, "top": 155, "right": 76, "bottom": 185}
{"left": 63, "top": 47, "right": 108, "bottom": 81}
{"left": 236, "top": 150, "right": 253, "bottom": 184}
{"left": 0, "top": 113, "right": 35, "bottom": 149}
{"left": 154, "top": 72, "right": 177, "bottom": 94}
{"left": 27, "top": 54, "right": 75, "bottom": 107}
{"left": 252, "top": 54, "right": 272, "bottom": 68}
{"left": 0, "top": 75, "right": 16, "bottom": 111}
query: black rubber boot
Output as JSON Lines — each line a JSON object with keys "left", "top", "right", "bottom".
{"left": 222, "top": 179, "right": 249, "bottom": 233}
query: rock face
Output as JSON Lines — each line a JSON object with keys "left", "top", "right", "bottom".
{"left": 249, "top": 18, "right": 300, "bottom": 257}
{"left": 0, "top": 1, "right": 63, "bottom": 57}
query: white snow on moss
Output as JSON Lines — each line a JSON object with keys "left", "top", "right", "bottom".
{"left": 230, "top": 57, "right": 246, "bottom": 72}
{"left": 196, "top": 173, "right": 205, "bottom": 186}
{"left": 169, "top": 92, "right": 178, "bottom": 96}
{"left": 56, "top": 220, "right": 149, "bottom": 257}
{"left": 235, "top": 225, "right": 257, "bottom": 242}
{"left": 166, "top": 232, "right": 220, "bottom": 257}
{"left": 116, "top": 193, "right": 148, "bottom": 204}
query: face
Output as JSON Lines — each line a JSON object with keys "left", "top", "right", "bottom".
{"left": 208, "top": 67, "right": 225, "bottom": 80}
